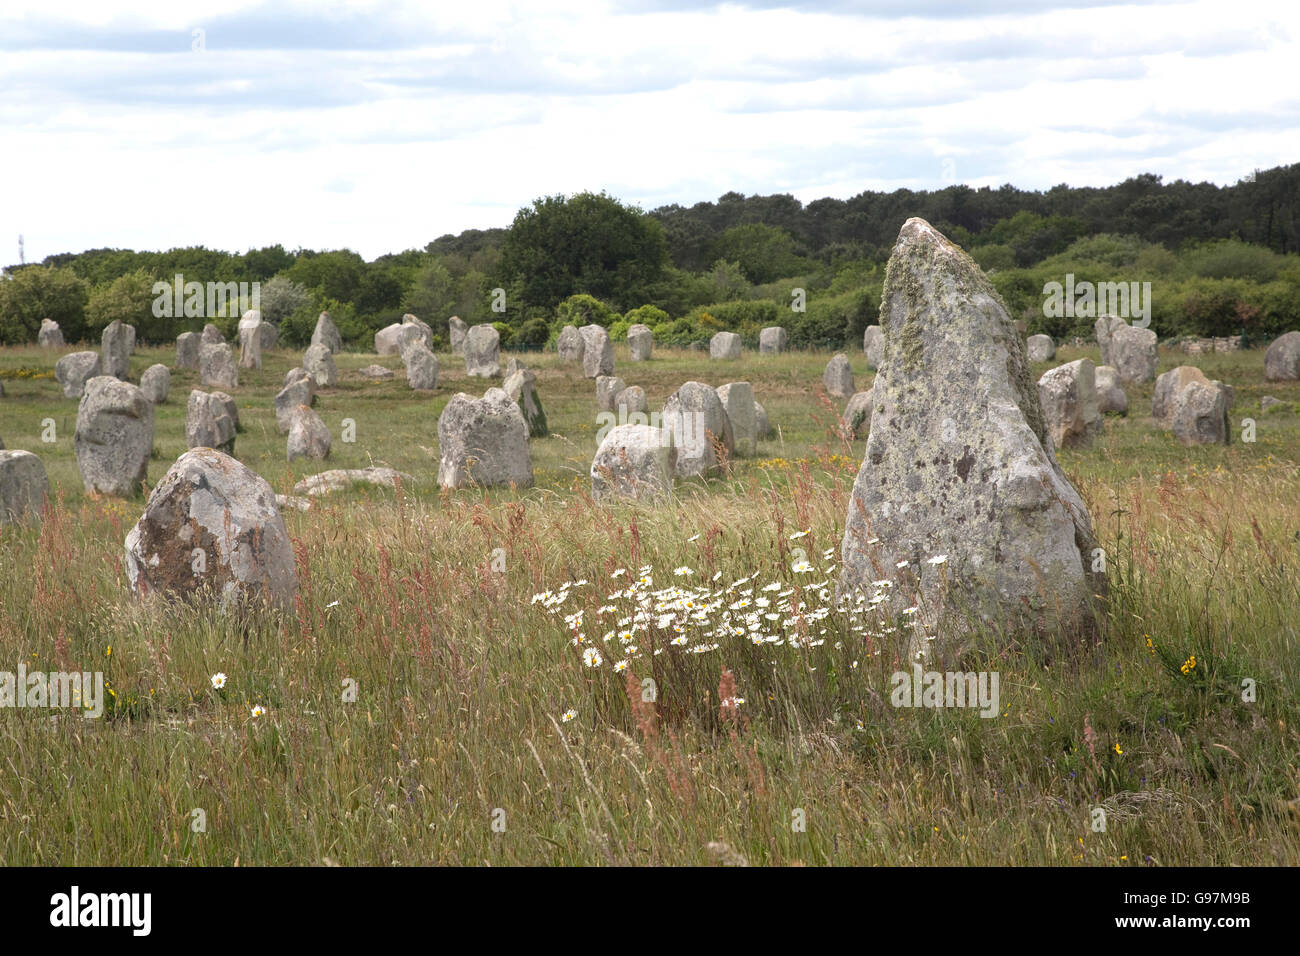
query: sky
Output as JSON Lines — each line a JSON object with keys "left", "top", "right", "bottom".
{"left": 1, "top": 0, "right": 1297, "bottom": 263}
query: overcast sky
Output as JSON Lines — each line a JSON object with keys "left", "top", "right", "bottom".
{"left": 1, "top": 0, "right": 1296, "bottom": 263}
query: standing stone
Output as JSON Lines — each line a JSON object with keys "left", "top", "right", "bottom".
{"left": 404, "top": 343, "right": 439, "bottom": 390}
{"left": 580, "top": 325, "right": 614, "bottom": 378}
{"left": 627, "top": 324, "right": 654, "bottom": 362}
{"left": 176, "top": 332, "right": 201, "bottom": 369}
{"left": 1172, "top": 380, "right": 1231, "bottom": 446}
{"left": 863, "top": 325, "right": 884, "bottom": 370}
{"left": 1095, "top": 315, "right": 1127, "bottom": 367}
{"left": 557, "top": 325, "right": 585, "bottom": 362}
{"left": 465, "top": 324, "right": 501, "bottom": 377}
{"left": 613, "top": 385, "right": 648, "bottom": 416}
{"left": 755, "top": 401, "right": 773, "bottom": 439}
{"left": 502, "top": 368, "right": 548, "bottom": 437}
{"left": 360, "top": 364, "right": 394, "bottom": 380}
{"left": 74, "top": 377, "right": 154, "bottom": 497}
{"left": 596, "top": 375, "right": 627, "bottom": 412}
{"left": 662, "top": 381, "right": 734, "bottom": 478}
{"left": 1111, "top": 324, "right": 1158, "bottom": 385}
{"left": 824, "top": 354, "right": 855, "bottom": 398}
{"left": 1153, "top": 366, "right": 1211, "bottom": 426}
{"left": 123, "top": 448, "right": 298, "bottom": 611}
{"left": 101, "top": 320, "right": 132, "bottom": 380}
{"left": 591, "top": 425, "right": 676, "bottom": 503}
{"left": 238, "top": 319, "right": 263, "bottom": 370}
{"left": 436, "top": 388, "right": 534, "bottom": 489}
{"left": 303, "top": 343, "right": 338, "bottom": 388}
{"left": 201, "top": 324, "right": 225, "bottom": 346}
{"left": 1026, "top": 334, "right": 1056, "bottom": 362}
{"left": 759, "top": 327, "right": 788, "bottom": 354}
{"left": 839, "top": 219, "right": 1101, "bottom": 652}
{"left": 1093, "top": 366, "right": 1129, "bottom": 415}
{"left": 124, "top": 324, "right": 136, "bottom": 354}
{"left": 449, "top": 316, "right": 468, "bottom": 355}
{"left": 311, "top": 312, "right": 343, "bottom": 353}
{"left": 374, "top": 323, "right": 409, "bottom": 356}
{"left": 212, "top": 391, "right": 240, "bottom": 432}
{"left": 186, "top": 390, "right": 237, "bottom": 454}
{"left": 1038, "top": 359, "right": 1101, "bottom": 449}
{"left": 841, "top": 389, "right": 874, "bottom": 439}
{"left": 55, "top": 351, "right": 101, "bottom": 398}
{"left": 709, "top": 331, "right": 741, "bottom": 360}
{"left": 239, "top": 310, "right": 276, "bottom": 351}
{"left": 1261, "top": 396, "right": 1284, "bottom": 411}
{"left": 38, "top": 319, "right": 64, "bottom": 348}
{"left": 1265, "top": 331, "right": 1300, "bottom": 381}
{"left": 274, "top": 378, "right": 315, "bottom": 433}
{"left": 401, "top": 314, "right": 434, "bottom": 351}
{"left": 140, "top": 364, "right": 171, "bottom": 404}
{"left": 284, "top": 366, "right": 312, "bottom": 388}
{"left": 716, "top": 382, "right": 757, "bottom": 458}
{"left": 200, "top": 342, "right": 238, "bottom": 389}
{"left": 286, "top": 405, "right": 331, "bottom": 461}
{"left": 0, "top": 450, "right": 49, "bottom": 525}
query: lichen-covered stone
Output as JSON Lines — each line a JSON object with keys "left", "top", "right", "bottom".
{"left": 503, "top": 368, "right": 548, "bottom": 437}
{"left": 55, "top": 351, "right": 101, "bottom": 398}
{"left": 862, "top": 325, "right": 884, "bottom": 370}
{"left": 1037, "top": 359, "right": 1101, "bottom": 449}
{"left": 580, "top": 325, "right": 614, "bottom": 378}
{"left": 627, "top": 324, "right": 653, "bottom": 361}
{"left": 709, "top": 331, "right": 741, "bottom": 360}
{"left": 464, "top": 325, "right": 501, "bottom": 378}
{"left": 404, "top": 343, "right": 438, "bottom": 390}
{"left": 286, "top": 405, "right": 331, "bottom": 461}
{"left": 436, "top": 388, "right": 534, "bottom": 489}
{"left": 74, "top": 376, "right": 154, "bottom": 497}
{"left": 38, "top": 319, "right": 64, "bottom": 348}
{"left": 839, "top": 218, "right": 1101, "bottom": 654}
{"left": 591, "top": 425, "right": 676, "bottom": 502}
{"left": 449, "top": 316, "right": 468, "bottom": 355}
{"left": 596, "top": 375, "right": 626, "bottom": 412}
{"left": 662, "top": 381, "right": 734, "bottom": 477}
{"left": 715, "top": 382, "right": 757, "bottom": 458}
{"left": 1172, "top": 380, "right": 1231, "bottom": 446}
{"left": 186, "top": 390, "right": 237, "bottom": 455}
{"left": 140, "top": 364, "right": 170, "bottom": 404}
{"left": 1111, "top": 324, "right": 1158, "bottom": 385}
{"left": 0, "top": 450, "right": 49, "bottom": 525}
{"left": 1026, "top": 334, "right": 1055, "bottom": 362}
{"left": 760, "top": 327, "right": 788, "bottom": 354}
{"left": 274, "top": 378, "right": 315, "bottom": 433}
{"left": 101, "top": 320, "right": 132, "bottom": 380}
{"left": 311, "top": 312, "right": 343, "bottom": 353}
{"left": 1093, "top": 366, "right": 1128, "bottom": 415}
{"left": 1265, "top": 331, "right": 1300, "bottom": 381}
{"left": 841, "top": 389, "right": 874, "bottom": 439}
{"left": 199, "top": 342, "right": 239, "bottom": 389}
{"left": 175, "top": 332, "right": 200, "bottom": 369}
{"left": 824, "top": 353, "right": 855, "bottom": 398}
{"left": 557, "top": 325, "right": 584, "bottom": 362}
{"left": 303, "top": 343, "right": 338, "bottom": 388}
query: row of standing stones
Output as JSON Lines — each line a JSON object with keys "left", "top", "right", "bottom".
{"left": 6, "top": 225, "right": 1300, "bottom": 653}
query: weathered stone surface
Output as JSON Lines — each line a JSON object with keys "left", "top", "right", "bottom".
{"left": 0, "top": 450, "right": 49, "bottom": 525}
{"left": 1261, "top": 395, "right": 1284, "bottom": 411}
{"left": 839, "top": 218, "right": 1101, "bottom": 652}
{"left": 465, "top": 324, "right": 501, "bottom": 378}
{"left": 709, "top": 331, "right": 741, "bottom": 360}
{"left": 286, "top": 405, "right": 331, "bottom": 461}
{"left": 38, "top": 319, "right": 64, "bottom": 348}
{"left": 199, "top": 342, "right": 239, "bottom": 389}
{"left": 404, "top": 344, "right": 438, "bottom": 390}
{"left": 824, "top": 353, "right": 855, "bottom": 398}
{"left": 303, "top": 343, "right": 338, "bottom": 388}
{"left": 140, "top": 364, "right": 170, "bottom": 404}
{"left": 311, "top": 311, "right": 343, "bottom": 353}
{"left": 1111, "top": 324, "right": 1158, "bottom": 384}
{"left": 238, "top": 319, "right": 263, "bottom": 370}
{"left": 201, "top": 324, "right": 225, "bottom": 346}
{"left": 1093, "top": 365, "right": 1129, "bottom": 415}
{"left": 716, "top": 382, "right": 757, "bottom": 458}
{"left": 212, "top": 391, "right": 240, "bottom": 432}
{"left": 759, "top": 327, "right": 788, "bottom": 354}
{"left": 124, "top": 448, "right": 297, "bottom": 611}
{"left": 863, "top": 325, "right": 884, "bottom": 370}
{"left": 293, "top": 467, "right": 412, "bottom": 497}
{"left": 276, "top": 494, "right": 313, "bottom": 512}
{"left": 400, "top": 314, "right": 434, "bottom": 351}
{"left": 436, "top": 388, "right": 534, "bottom": 489}
{"left": 449, "top": 316, "right": 468, "bottom": 355}
{"left": 274, "top": 378, "right": 315, "bottom": 433}
{"left": 580, "top": 324, "right": 614, "bottom": 378}
{"left": 359, "top": 364, "right": 395, "bottom": 380}
{"left": 841, "top": 389, "right": 874, "bottom": 439}
{"left": 1152, "top": 365, "right": 1210, "bottom": 426}
{"left": 284, "top": 366, "right": 311, "bottom": 388}
{"left": 1172, "top": 380, "right": 1230, "bottom": 446}
{"left": 238, "top": 310, "right": 277, "bottom": 351}
{"left": 755, "top": 401, "right": 773, "bottom": 439}
{"left": 613, "top": 385, "right": 647, "bottom": 416}
{"left": 1038, "top": 359, "right": 1101, "bottom": 449}
{"left": 502, "top": 368, "right": 548, "bottom": 437}
{"left": 627, "top": 323, "right": 653, "bottom": 361}
{"left": 662, "top": 381, "right": 734, "bottom": 477}
{"left": 591, "top": 424, "right": 676, "bottom": 503}
{"left": 176, "top": 332, "right": 200, "bottom": 369}
{"left": 55, "top": 351, "right": 101, "bottom": 398}
{"left": 101, "top": 320, "right": 132, "bottom": 380}
{"left": 557, "top": 325, "right": 584, "bottom": 362}
{"left": 74, "top": 376, "right": 154, "bottom": 497}
{"left": 186, "top": 390, "right": 237, "bottom": 454}
{"left": 596, "top": 375, "right": 626, "bottom": 412}
{"left": 504, "top": 357, "right": 527, "bottom": 378}
{"left": 1026, "top": 334, "right": 1055, "bottom": 362}
{"left": 1094, "top": 315, "right": 1127, "bottom": 367}
{"left": 1265, "top": 331, "right": 1300, "bottom": 381}
{"left": 125, "top": 324, "right": 136, "bottom": 355}
{"left": 375, "top": 323, "right": 423, "bottom": 357}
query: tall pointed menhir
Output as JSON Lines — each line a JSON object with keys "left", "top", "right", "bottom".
{"left": 838, "top": 218, "right": 1104, "bottom": 656}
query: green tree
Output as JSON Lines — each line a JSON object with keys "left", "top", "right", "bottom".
{"left": 0, "top": 266, "right": 89, "bottom": 344}
{"left": 497, "top": 191, "right": 668, "bottom": 311}
{"left": 258, "top": 275, "right": 311, "bottom": 325}
{"left": 87, "top": 268, "right": 166, "bottom": 341}
{"left": 709, "top": 223, "right": 807, "bottom": 284}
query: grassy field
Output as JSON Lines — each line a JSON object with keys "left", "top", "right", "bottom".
{"left": 0, "top": 339, "right": 1298, "bottom": 865}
